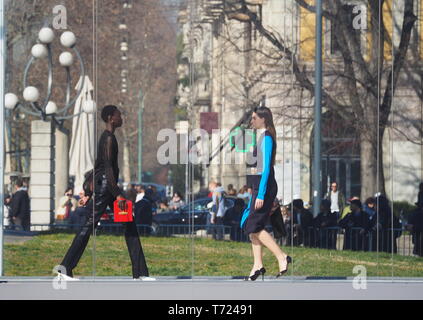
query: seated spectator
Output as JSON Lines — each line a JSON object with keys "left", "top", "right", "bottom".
{"left": 407, "top": 205, "right": 423, "bottom": 257}
{"left": 237, "top": 185, "right": 250, "bottom": 204}
{"left": 314, "top": 199, "right": 338, "bottom": 249}
{"left": 147, "top": 186, "right": 159, "bottom": 215}
{"left": 227, "top": 184, "right": 237, "bottom": 196}
{"left": 169, "top": 191, "right": 185, "bottom": 210}
{"left": 375, "top": 195, "right": 401, "bottom": 253}
{"left": 292, "top": 199, "right": 314, "bottom": 247}
{"left": 339, "top": 199, "right": 369, "bottom": 251}
{"left": 363, "top": 197, "right": 376, "bottom": 217}
{"left": 125, "top": 183, "right": 137, "bottom": 203}
{"left": 157, "top": 200, "right": 169, "bottom": 214}
{"left": 247, "top": 187, "right": 253, "bottom": 202}
{"left": 223, "top": 198, "right": 247, "bottom": 242}
{"left": 269, "top": 198, "right": 287, "bottom": 244}
{"left": 69, "top": 190, "right": 90, "bottom": 230}
{"left": 135, "top": 186, "right": 145, "bottom": 203}
{"left": 281, "top": 205, "right": 290, "bottom": 224}
{"left": 134, "top": 188, "right": 154, "bottom": 235}
{"left": 56, "top": 188, "right": 78, "bottom": 222}
{"left": 281, "top": 204, "right": 292, "bottom": 246}
{"left": 364, "top": 197, "right": 378, "bottom": 251}
{"left": 339, "top": 196, "right": 360, "bottom": 221}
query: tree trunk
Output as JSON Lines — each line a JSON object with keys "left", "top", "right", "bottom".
{"left": 360, "top": 131, "right": 386, "bottom": 200}
{"left": 122, "top": 129, "right": 131, "bottom": 183}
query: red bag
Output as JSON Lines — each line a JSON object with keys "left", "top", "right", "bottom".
{"left": 113, "top": 199, "right": 133, "bottom": 223}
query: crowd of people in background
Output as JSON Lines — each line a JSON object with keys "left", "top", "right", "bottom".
{"left": 3, "top": 177, "right": 423, "bottom": 257}
{"left": 206, "top": 180, "right": 423, "bottom": 257}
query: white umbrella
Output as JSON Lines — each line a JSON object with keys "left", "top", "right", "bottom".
{"left": 69, "top": 75, "right": 95, "bottom": 194}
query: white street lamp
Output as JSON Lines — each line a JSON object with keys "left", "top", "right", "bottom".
{"left": 31, "top": 44, "right": 48, "bottom": 59}
{"left": 23, "top": 86, "right": 40, "bottom": 102}
{"left": 45, "top": 101, "right": 58, "bottom": 114}
{"left": 4, "top": 93, "right": 18, "bottom": 110}
{"left": 60, "top": 31, "right": 76, "bottom": 48}
{"left": 38, "top": 27, "right": 55, "bottom": 44}
{"left": 83, "top": 100, "right": 96, "bottom": 114}
{"left": 59, "top": 52, "right": 74, "bottom": 67}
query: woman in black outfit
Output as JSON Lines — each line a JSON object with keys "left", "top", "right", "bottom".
{"left": 241, "top": 106, "right": 291, "bottom": 281}
{"left": 58, "top": 105, "right": 154, "bottom": 281}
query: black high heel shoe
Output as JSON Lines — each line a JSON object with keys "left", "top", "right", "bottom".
{"left": 276, "top": 256, "right": 292, "bottom": 278}
{"left": 244, "top": 267, "right": 266, "bottom": 281}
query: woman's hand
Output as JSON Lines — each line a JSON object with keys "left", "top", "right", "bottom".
{"left": 255, "top": 198, "right": 264, "bottom": 210}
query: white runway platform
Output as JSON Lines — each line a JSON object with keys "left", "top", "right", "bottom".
{"left": 1, "top": 277, "right": 423, "bottom": 300}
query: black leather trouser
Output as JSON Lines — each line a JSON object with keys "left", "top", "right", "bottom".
{"left": 60, "top": 175, "right": 149, "bottom": 278}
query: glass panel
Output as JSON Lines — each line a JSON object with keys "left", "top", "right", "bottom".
{"left": 3, "top": 0, "right": 423, "bottom": 284}
{"left": 388, "top": 0, "right": 423, "bottom": 278}
{"left": 3, "top": 0, "right": 96, "bottom": 278}
{"left": 91, "top": 0, "right": 191, "bottom": 279}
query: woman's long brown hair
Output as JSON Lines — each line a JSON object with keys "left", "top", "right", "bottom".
{"left": 254, "top": 106, "right": 277, "bottom": 166}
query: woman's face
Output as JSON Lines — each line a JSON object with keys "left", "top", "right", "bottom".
{"left": 250, "top": 112, "right": 266, "bottom": 130}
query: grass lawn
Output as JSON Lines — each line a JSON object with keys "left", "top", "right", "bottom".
{"left": 4, "top": 232, "right": 423, "bottom": 278}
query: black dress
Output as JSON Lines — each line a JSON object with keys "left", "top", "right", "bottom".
{"left": 243, "top": 130, "right": 278, "bottom": 234}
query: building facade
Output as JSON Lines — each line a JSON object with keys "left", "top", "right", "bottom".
{"left": 177, "top": 0, "right": 423, "bottom": 205}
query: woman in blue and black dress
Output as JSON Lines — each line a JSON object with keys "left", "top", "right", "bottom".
{"left": 241, "top": 106, "right": 292, "bottom": 281}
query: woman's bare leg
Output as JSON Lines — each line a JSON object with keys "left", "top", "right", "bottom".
{"left": 255, "top": 229, "right": 288, "bottom": 271}
{"left": 249, "top": 233, "right": 264, "bottom": 276}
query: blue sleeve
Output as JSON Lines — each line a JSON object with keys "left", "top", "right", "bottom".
{"left": 257, "top": 135, "right": 273, "bottom": 200}
{"left": 240, "top": 195, "right": 252, "bottom": 228}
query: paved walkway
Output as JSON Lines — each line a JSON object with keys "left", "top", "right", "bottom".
{"left": 3, "top": 230, "right": 35, "bottom": 244}
{"left": 1, "top": 277, "right": 422, "bottom": 300}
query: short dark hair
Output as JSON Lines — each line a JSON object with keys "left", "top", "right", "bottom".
{"left": 293, "top": 199, "right": 304, "bottom": 209}
{"left": 365, "top": 197, "right": 376, "bottom": 205}
{"left": 101, "top": 105, "right": 118, "bottom": 123}
{"left": 144, "top": 188, "right": 154, "bottom": 199}
{"left": 15, "top": 178, "right": 23, "bottom": 188}
{"left": 351, "top": 199, "right": 362, "bottom": 209}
